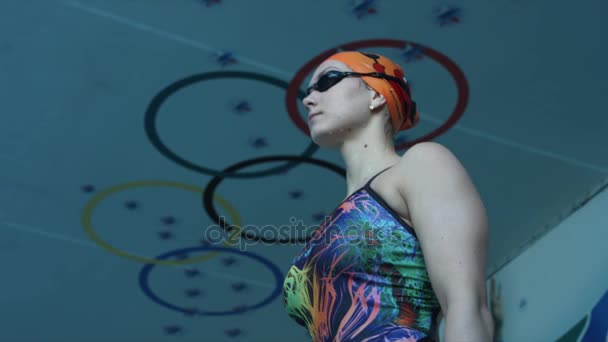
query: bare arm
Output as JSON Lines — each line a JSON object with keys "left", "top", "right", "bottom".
{"left": 397, "top": 142, "right": 494, "bottom": 342}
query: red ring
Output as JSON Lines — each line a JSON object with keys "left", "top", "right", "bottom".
{"left": 285, "top": 39, "right": 469, "bottom": 150}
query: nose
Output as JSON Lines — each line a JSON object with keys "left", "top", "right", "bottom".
{"left": 302, "top": 92, "right": 317, "bottom": 111}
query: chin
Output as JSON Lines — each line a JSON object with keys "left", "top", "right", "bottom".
{"left": 310, "top": 129, "right": 343, "bottom": 149}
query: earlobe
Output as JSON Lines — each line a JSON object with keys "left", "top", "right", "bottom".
{"left": 370, "top": 92, "right": 387, "bottom": 109}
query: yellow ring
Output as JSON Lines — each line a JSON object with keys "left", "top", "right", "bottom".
{"left": 81, "top": 180, "right": 242, "bottom": 265}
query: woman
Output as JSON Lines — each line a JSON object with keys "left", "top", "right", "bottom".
{"left": 282, "top": 51, "right": 494, "bottom": 342}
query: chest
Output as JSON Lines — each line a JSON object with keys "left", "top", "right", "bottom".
{"left": 292, "top": 191, "right": 420, "bottom": 273}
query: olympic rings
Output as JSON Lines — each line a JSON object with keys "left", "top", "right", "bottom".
{"left": 79, "top": 39, "right": 468, "bottom": 322}
{"left": 285, "top": 39, "right": 469, "bottom": 150}
{"left": 203, "top": 155, "right": 345, "bottom": 244}
{"left": 138, "top": 245, "right": 283, "bottom": 316}
{"left": 144, "top": 71, "right": 318, "bottom": 178}
{"left": 81, "top": 180, "right": 243, "bottom": 265}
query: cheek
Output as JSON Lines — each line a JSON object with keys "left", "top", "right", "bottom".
{"left": 330, "top": 84, "right": 363, "bottom": 108}
{"left": 334, "top": 88, "right": 368, "bottom": 117}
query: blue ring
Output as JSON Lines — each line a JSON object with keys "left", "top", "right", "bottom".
{"left": 138, "top": 246, "right": 283, "bottom": 316}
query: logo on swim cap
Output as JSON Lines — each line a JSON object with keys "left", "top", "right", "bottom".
{"left": 361, "top": 52, "right": 381, "bottom": 60}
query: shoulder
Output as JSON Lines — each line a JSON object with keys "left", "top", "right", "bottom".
{"left": 398, "top": 141, "right": 461, "bottom": 169}
{"left": 392, "top": 141, "right": 486, "bottom": 238}
{"left": 394, "top": 141, "right": 469, "bottom": 196}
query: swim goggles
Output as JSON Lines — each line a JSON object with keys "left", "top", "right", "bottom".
{"left": 306, "top": 70, "right": 411, "bottom": 98}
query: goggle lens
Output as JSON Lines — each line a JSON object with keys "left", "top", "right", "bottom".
{"left": 306, "top": 71, "right": 346, "bottom": 95}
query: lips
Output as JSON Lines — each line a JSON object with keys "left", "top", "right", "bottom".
{"left": 308, "top": 112, "right": 322, "bottom": 120}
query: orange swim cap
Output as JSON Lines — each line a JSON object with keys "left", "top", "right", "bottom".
{"left": 325, "top": 51, "right": 419, "bottom": 132}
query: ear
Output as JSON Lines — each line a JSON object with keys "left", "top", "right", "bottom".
{"left": 369, "top": 90, "right": 386, "bottom": 110}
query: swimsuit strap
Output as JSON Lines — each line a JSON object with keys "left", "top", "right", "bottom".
{"left": 364, "top": 165, "right": 394, "bottom": 188}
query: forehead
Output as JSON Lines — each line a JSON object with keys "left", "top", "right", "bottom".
{"left": 309, "top": 60, "right": 352, "bottom": 84}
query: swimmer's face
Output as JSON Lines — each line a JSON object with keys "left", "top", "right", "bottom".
{"left": 302, "top": 60, "right": 374, "bottom": 148}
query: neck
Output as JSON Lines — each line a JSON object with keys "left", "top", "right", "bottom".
{"left": 338, "top": 128, "right": 401, "bottom": 198}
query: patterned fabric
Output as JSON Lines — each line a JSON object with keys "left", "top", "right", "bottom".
{"left": 282, "top": 168, "right": 441, "bottom": 342}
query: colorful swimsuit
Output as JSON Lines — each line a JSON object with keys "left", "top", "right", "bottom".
{"left": 282, "top": 167, "right": 441, "bottom": 342}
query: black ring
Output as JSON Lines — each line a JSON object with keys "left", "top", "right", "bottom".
{"left": 203, "top": 155, "right": 346, "bottom": 244}
{"left": 145, "top": 71, "right": 317, "bottom": 178}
